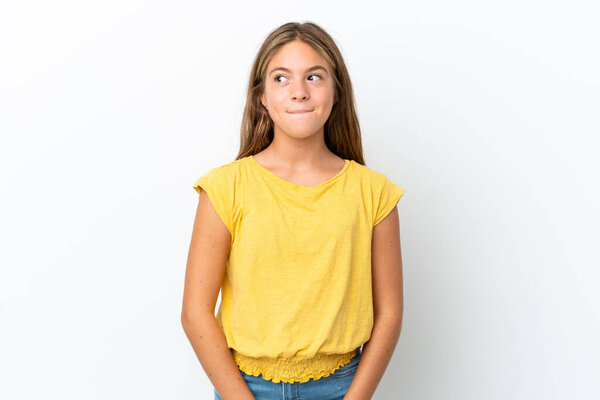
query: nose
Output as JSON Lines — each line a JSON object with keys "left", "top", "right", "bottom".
{"left": 290, "top": 79, "right": 309, "bottom": 101}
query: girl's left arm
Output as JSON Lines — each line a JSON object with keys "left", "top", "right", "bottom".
{"left": 345, "top": 206, "right": 404, "bottom": 400}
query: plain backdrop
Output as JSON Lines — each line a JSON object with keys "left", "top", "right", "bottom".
{"left": 1, "top": 1, "right": 598, "bottom": 399}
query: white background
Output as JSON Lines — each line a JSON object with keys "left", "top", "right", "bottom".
{"left": 1, "top": 1, "right": 598, "bottom": 399}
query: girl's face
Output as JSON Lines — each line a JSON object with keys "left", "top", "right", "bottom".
{"left": 260, "top": 40, "right": 337, "bottom": 140}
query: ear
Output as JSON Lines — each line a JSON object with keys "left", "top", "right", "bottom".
{"left": 260, "top": 92, "right": 267, "bottom": 109}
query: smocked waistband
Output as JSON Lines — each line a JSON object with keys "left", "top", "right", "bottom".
{"left": 232, "top": 347, "right": 360, "bottom": 384}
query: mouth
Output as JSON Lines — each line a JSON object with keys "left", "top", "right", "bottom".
{"left": 288, "top": 109, "right": 314, "bottom": 114}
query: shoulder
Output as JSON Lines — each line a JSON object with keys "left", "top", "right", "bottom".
{"left": 351, "top": 161, "right": 405, "bottom": 201}
{"left": 349, "top": 161, "right": 389, "bottom": 187}
{"left": 193, "top": 157, "right": 247, "bottom": 194}
{"left": 209, "top": 157, "right": 246, "bottom": 177}
{"left": 196, "top": 157, "right": 246, "bottom": 180}
{"left": 354, "top": 163, "right": 405, "bottom": 226}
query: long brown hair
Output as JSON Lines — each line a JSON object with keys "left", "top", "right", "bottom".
{"left": 234, "top": 21, "right": 366, "bottom": 165}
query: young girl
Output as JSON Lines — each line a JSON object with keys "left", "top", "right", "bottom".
{"left": 181, "top": 22, "right": 405, "bottom": 400}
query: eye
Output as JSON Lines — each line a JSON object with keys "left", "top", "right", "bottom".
{"left": 273, "top": 74, "right": 323, "bottom": 83}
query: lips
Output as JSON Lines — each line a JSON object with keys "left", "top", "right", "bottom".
{"left": 288, "top": 109, "right": 313, "bottom": 114}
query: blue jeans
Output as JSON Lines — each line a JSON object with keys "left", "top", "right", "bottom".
{"left": 214, "top": 349, "right": 362, "bottom": 400}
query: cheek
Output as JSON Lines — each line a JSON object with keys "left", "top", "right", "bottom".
{"left": 316, "top": 85, "right": 335, "bottom": 102}
{"left": 266, "top": 92, "right": 286, "bottom": 109}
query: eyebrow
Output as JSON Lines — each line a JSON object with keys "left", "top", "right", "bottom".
{"left": 268, "top": 65, "right": 328, "bottom": 76}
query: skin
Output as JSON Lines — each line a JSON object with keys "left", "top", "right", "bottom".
{"left": 345, "top": 208, "right": 404, "bottom": 400}
{"left": 181, "top": 190, "right": 252, "bottom": 399}
{"left": 181, "top": 39, "right": 404, "bottom": 400}
{"left": 255, "top": 39, "right": 344, "bottom": 181}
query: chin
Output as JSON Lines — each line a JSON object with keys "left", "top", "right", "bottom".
{"left": 288, "top": 130, "right": 321, "bottom": 139}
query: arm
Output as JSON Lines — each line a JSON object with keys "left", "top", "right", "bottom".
{"left": 345, "top": 206, "right": 404, "bottom": 400}
{"left": 181, "top": 190, "right": 255, "bottom": 400}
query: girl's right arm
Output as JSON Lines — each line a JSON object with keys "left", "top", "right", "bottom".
{"left": 181, "top": 190, "right": 255, "bottom": 400}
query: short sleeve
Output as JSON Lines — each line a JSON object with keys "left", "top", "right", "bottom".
{"left": 373, "top": 175, "right": 405, "bottom": 227}
{"left": 192, "top": 167, "right": 233, "bottom": 235}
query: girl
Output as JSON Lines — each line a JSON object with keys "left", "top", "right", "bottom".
{"left": 181, "top": 22, "right": 406, "bottom": 400}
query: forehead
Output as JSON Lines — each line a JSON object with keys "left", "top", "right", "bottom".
{"left": 267, "top": 41, "right": 329, "bottom": 72}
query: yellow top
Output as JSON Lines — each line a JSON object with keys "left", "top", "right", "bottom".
{"left": 192, "top": 155, "right": 405, "bottom": 383}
